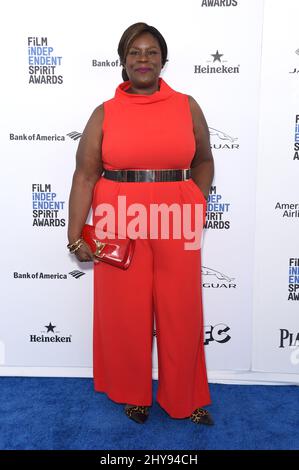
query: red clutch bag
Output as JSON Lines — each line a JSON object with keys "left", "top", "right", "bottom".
{"left": 81, "top": 224, "right": 135, "bottom": 270}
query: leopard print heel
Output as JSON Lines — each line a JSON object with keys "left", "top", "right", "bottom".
{"left": 189, "top": 408, "right": 214, "bottom": 425}
{"left": 124, "top": 405, "right": 150, "bottom": 424}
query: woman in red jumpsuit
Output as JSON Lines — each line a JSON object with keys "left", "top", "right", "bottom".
{"left": 67, "top": 22, "right": 214, "bottom": 425}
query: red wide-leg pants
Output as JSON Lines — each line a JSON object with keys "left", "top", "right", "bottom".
{"left": 92, "top": 175, "right": 211, "bottom": 418}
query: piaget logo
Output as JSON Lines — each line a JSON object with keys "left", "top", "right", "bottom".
{"left": 279, "top": 329, "right": 299, "bottom": 348}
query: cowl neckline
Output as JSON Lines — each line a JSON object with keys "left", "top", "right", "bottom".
{"left": 114, "top": 77, "right": 175, "bottom": 104}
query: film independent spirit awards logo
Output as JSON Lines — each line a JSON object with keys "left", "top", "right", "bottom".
{"left": 32, "top": 183, "right": 65, "bottom": 227}
{"left": 288, "top": 258, "right": 299, "bottom": 301}
{"left": 27, "top": 36, "right": 63, "bottom": 85}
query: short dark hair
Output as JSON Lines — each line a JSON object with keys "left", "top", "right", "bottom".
{"left": 117, "top": 22, "right": 168, "bottom": 81}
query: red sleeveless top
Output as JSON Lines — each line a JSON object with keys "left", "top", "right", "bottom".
{"left": 101, "top": 77, "right": 196, "bottom": 170}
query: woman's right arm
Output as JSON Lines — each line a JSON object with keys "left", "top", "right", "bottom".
{"left": 67, "top": 104, "right": 104, "bottom": 262}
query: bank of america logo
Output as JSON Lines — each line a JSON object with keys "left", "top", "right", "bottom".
{"left": 69, "top": 270, "right": 85, "bottom": 279}
{"left": 67, "top": 131, "right": 82, "bottom": 141}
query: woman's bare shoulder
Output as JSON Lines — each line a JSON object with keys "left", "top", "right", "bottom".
{"left": 82, "top": 103, "right": 105, "bottom": 135}
{"left": 186, "top": 95, "right": 204, "bottom": 117}
{"left": 91, "top": 102, "right": 104, "bottom": 120}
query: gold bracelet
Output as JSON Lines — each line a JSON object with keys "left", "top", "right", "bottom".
{"left": 69, "top": 241, "right": 84, "bottom": 254}
{"left": 67, "top": 238, "right": 83, "bottom": 250}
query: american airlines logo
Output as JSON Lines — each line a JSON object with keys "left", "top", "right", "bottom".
{"left": 67, "top": 131, "right": 82, "bottom": 141}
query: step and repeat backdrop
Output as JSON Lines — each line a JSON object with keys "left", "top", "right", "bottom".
{"left": 0, "top": 0, "right": 298, "bottom": 383}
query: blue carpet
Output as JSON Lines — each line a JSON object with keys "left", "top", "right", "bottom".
{"left": 0, "top": 378, "right": 298, "bottom": 450}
